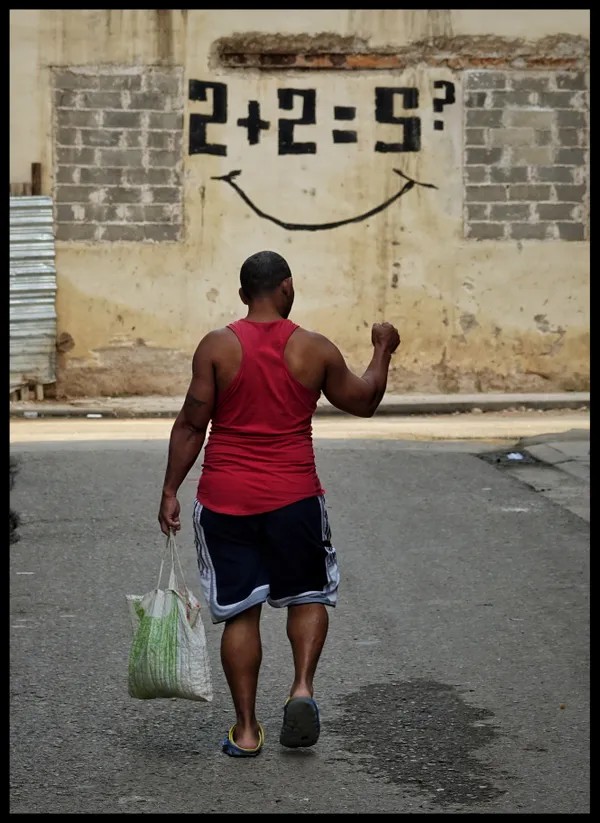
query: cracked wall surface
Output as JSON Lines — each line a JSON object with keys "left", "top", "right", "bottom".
{"left": 10, "top": 10, "right": 589, "bottom": 397}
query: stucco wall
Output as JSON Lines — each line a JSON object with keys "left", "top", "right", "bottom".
{"left": 10, "top": 10, "right": 590, "bottom": 396}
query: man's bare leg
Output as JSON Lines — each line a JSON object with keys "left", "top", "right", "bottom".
{"left": 286, "top": 603, "right": 329, "bottom": 698}
{"left": 221, "top": 604, "right": 263, "bottom": 748}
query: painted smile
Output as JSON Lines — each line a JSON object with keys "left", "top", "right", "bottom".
{"left": 210, "top": 168, "right": 438, "bottom": 232}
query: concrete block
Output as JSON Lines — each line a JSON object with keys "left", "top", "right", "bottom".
{"left": 79, "top": 130, "right": 122, "bottom": 147}
{"left": 115, "top": 205, "right": 146, "bottom": 222}
{"left": 56, "top": 127, "right": 79, "bottom": 145}
{"left": 535, "top": 166, "right": 574, "bottom": 183}
{"left": 105, "top": 187, "right": 143, "bottom": 204}
{"left": 510, "top": 223, "right": 550, "bottom": 240}
{"left": 144, "top": 74, "right": 181, "bottom": 95}
{"left": 144, "top": 225, "right": 181, "bottom": 241}
{"left": 557, "top": 222, "right": 586, "bottom": 241}
{"left": 56, "top": 167, "right": 79, "bottom": 184}
{"left": 79, "top": 167, "right": 123, "bottom": 185}
{"left": 84, "top": 204, "right": 111, "bottom": 222}
{"left": 555, "top": 148, "right": 586, "bottom": 165}
{"left": 555, "top": 72, "right": 587, "bottom": 91}
{"left": 104, "top": 111, "right": 142, "bottom": 128}
{"left": 489, "top": 127, "right": 534, "bottom": 147}
{"left": 147, "top": 151, "right": 180, "bottom": 167}
{"left": 57, "top": 110, "right": 101, "bottom": 128}
{"left": 465, "top": 71, "right": 507, "bottom": 90}
{"left": 538, "top": 91, "right": 578, "bottom": 108}
{"left": 101, "top": 225, "right": 145, "bottom": 241}
{"left": 79, "top": 92, "right": 123, "bottom": 109}
{"left": 466, "top": 204, "right": 489, "bottom": 220}
{"left": 466, "top": 185, "right": 507, "bottom": 202}
{"left": 466, "top": 148, "right": 503, "bottom": 164}
{"left": 54, "top": 71, "right": 98, "bottom": 90}
{"left": 536, "top": 203, "right": 577, "bottom": 220}
{"left": 510, "top": 76, "right": 551, "bottom": 93}
{"left": 125, "top": 168, "right": 172, "bottom": 185}
{"left": 55, "top": 223, "right": 98, "bottom": 241}
{"left": 465, "top": 129, "right": 486, "bottom": 146}
{"left": 148, "top": 113, "right": 184, "bottom": 130}
{"left": 490, "top": 167, "right": 528, "bottom": 184}
{"left": 56, "top": 147, "right": 95, "bottom": 165}
{"left": 490, "top": 203, "right": 530, "bottom": 220}
{"left": 99, "top": 149, "right": 143, "bottom": 166}
{"left": 491, "top": 91, "right": 534, "bottom": 107}
{"left": 466, "top": 222, "right": 505, "bottom": 240}
{"left": 124, "top": 131, "right": 145, "bottom": 148}
{"left": 129, "top": 92, "right": 170, "bottom": 110}
{"left": 147, "top": 132, "right": 173, "bottom": 149}
{"left": 465, "top": 166, "right": 488, "bottom": 183}
{"left": 558, "top": 128, "right": 583, "bottom": 147}
{"left": 55, "top": 185, "right": 96, "bottom": 203}
{"left": 143, "top": 205, "right": 175, "bottom": 222}
{"left": 508, "top": 184, "right": 552, "bottom": 201}
{"left": 98, "top": 75, "right": 142, "bottom": 91}
{"left": 54, "top": 90, "right": 78, "bottom": 108}
{"left": 55, "top": 204, "right": 82, "bottom": 222}
{"left": 556, "top": 185, "right": 588, "bottom": 202}
{"left": 507, "top": 110, "right": 554, "bottom": 129}
{"left": 466, "top": 110, "right": 503, "bottom": 128}
{"left": 512, "top": 146, "right": 553, "bottom": 165}
{"left": 556, "top": 110, "right": 587, "bottom": 128}
{"left": 465, "top": 92, "right": 487, "bottom": 108}
{"left": 149, "top": 187, "right": 181, "bottom": 203}
{"left": 534, "top": 130, "right": 553, "bottom": 146}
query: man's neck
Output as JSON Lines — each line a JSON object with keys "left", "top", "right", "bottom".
{"left": 245, "top": 305, "right": 284, "bottom": 323}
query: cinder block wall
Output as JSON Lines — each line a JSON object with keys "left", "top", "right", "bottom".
{"left": 53, "top": 68, "right": 183, "bottom": 243}
{"left": 464, "top": 71, "right": 588, "bottom": 242}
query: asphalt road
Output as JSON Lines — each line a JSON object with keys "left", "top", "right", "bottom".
{"left": 10, "top": 432, "right": 589, "bottom": 814}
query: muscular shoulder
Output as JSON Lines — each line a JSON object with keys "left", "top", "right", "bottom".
{"left": 195, "top": 327, "right": 238, "bottom": 353}
{"left": 289, "top": 327, "right": 339, "bottom": 364}
{"left": 291, "top": 327, "right": 334, "bottom": 353}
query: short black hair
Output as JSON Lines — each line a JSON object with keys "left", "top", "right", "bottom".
{"left": 240, "top": 250, "right": 292, "bottom": 299}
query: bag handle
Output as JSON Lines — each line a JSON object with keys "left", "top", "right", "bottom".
{"left": 156, "top": 530, "right": 189, "bottom": 593}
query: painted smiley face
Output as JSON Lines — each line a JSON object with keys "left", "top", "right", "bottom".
{"left": 211, "top": 168, "right": 438, "bottom": 232}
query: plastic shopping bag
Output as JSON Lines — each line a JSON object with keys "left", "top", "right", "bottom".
{"left": 126, "top": 532, "right": 213, "bottom": 702}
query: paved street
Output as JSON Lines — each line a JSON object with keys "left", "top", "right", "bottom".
{"left": 10, "top": 419, "right": 589, "bottom": 814}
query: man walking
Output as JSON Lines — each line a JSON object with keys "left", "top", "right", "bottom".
{"left": 158, "top": 250, "right": 400, "bottom": 757}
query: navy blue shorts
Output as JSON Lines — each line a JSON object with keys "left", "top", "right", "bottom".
{"left": 192, "top": 495, "right": 340, "bottom": 624}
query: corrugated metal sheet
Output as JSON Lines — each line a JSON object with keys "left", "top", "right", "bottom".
{"left": 10, "top": 196, "right": 57, "bottom": 392}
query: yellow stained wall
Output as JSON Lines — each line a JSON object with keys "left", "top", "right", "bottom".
{"left": 10, "top": 10, "right": 590, "bottom": 396}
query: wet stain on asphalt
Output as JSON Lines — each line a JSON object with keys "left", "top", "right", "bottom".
{"left": 328, "top": 680, "right": 507, "bottom": 807}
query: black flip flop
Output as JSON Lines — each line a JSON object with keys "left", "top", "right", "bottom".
{"left": 279, "top": 697, "right": 321, "bottom": 748}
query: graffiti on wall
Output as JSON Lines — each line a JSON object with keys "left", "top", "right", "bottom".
{"left": 188, "top": 78, "right": 455, "bottom": 230}
{"left": 210, "top": 168, "right": 437, "bottom": 231}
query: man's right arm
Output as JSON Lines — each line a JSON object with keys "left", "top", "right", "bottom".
{"left": 319, "top": 323, "right": 401, "bottom": 418}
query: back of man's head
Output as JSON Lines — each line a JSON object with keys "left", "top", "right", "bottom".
{"left": 240, "top": 250, "right": 292, "bottom": 300}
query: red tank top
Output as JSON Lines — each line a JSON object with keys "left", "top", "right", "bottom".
{"left": 197, "top": 318, "right": 325, "bottom": 515}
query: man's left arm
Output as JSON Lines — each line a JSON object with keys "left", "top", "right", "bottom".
{"left": 158, "top": 334, "right": 216, "bottom": 535}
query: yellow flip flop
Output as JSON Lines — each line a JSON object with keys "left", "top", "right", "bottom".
{"left": 221, "top": 723, "right": 265, "bottom": 757}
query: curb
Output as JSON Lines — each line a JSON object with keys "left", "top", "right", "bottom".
{"left": 9, "top": 393, "right": 590, "bottom": 419}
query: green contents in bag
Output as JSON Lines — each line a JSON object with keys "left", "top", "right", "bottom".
{"left": 125, "top": 532, "right": 213, "bottom": 703}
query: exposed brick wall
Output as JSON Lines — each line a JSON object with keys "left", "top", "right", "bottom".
{"left": 463, "top": 71, "right": 589, "bottom": 241}
{"left": 52, "top": 68, "right": 184, "bottom": 242}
